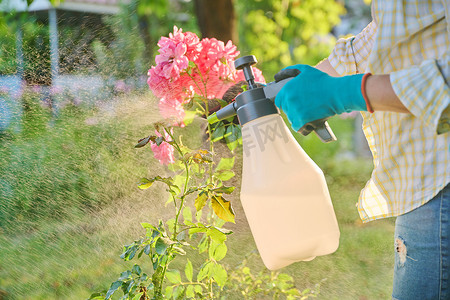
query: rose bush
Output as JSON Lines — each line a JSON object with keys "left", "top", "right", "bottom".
{"left": 90, "top": 27, "right": 318, "bottom": 300}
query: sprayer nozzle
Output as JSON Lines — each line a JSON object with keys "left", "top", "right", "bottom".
{"left": 207, "top": 113, "right": 219, "bottom": 124}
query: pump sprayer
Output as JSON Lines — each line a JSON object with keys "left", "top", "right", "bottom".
{"left": 207, "top": 55, "right": 337, "bottom": 143}
{"left": 208, "top": 55, "right": 340, "bottom": 270}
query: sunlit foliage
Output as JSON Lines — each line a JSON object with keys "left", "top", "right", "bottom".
{"left": 236, "top": 0, "right": 346, "bottom": 78}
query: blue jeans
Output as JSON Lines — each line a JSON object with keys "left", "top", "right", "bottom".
{"left": 393, "top": 184, "right": 450, "bottom": 300}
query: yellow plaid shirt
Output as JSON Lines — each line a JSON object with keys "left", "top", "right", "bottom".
{"left": 328, "top": 0, "right": 450, "bottom": 222}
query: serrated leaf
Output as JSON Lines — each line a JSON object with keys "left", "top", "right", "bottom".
{"left": 216, "top": 170, "right": 235, "bottom": 181}
{"left": 131, "top": 264, "right": 142, "bottom": 275}
{"left": 132, "top": 292, "right": 144, "bottom": 300}
{"left": 138, "top": 178, "right": 154, "bottom": 189}
{"left": 215, "top": 157, "right": 235, "bottom": 171}
{"left": 135, "top": 136, "right": 152, "bottom": 148}
{"left": 194, "top": 191, "right": 208, "bottom": 212}
{"left": 194, "top": 285, "right": 203, "bottom": 295}
{"left": 173, "top": 286, "right": 185, "bottom": 299}
{"left": 118, "top": 270, "right": 131, "bottom": 281}
{"left": 206, "top": 228, "right": 227, "bottom": 244}
{"left": 197, "top": 261, "right": 212, "bottom": 281}
{"left": 211, "top": 195, "right": 235, "bottom": 223}
{"left": 211, "top": 123, "right": 226, "bottom": 142}
{"left": 186, "top": 285, "right": 195, "bottom": 298}
{"left": 141, "top": 222, "right": 157, "bottom": 231}
{"left": 197, "top": 235, "right": 208, "bottom": 253}
{"left": 155, "top": 237, "right": 174, "bottom": 255}
{"left": 166, "top": 269, "right": 182, "bottom": 284}
{"left": 166, "top": 218, "right": 176, "bottom": 234}
{"left": 213, "top": 186, "right": 235, "bottom": 194}
{"left": 185, "top": 259, "right": 193, "bottom": 282}
{"left": 212, "top": 264, "right": 228, "bottom": 287}
{"left": 88, "top": 292, "right": 105, "bottom": 300}
{"left": 143, "top": 244, "right": 151, "bottom": 255}
{"left": 225, "top": 125, "right": 241, "bottom": 151}
{"left": 105, "top": 281, "right": 122, "bottom": 299}
{"left": 165, "top": 286, "right": 174, "bottom": 299}
{"left": 209, "top": 242, "right": 227, "bottom": 261}
{"left": 122, "top": 279, "right": 134, "bottom": 294}
{"left": 183, "top": 109, "right": 197, "bottom": 126}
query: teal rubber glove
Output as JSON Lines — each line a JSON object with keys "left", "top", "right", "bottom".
{"left": 274, "top": 64, "right": 368, "bottom": 131}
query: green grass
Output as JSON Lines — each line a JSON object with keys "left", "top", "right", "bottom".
{"left": 0, "top": 98, "right": 395, "bottom": 299}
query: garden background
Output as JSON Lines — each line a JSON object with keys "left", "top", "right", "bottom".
{"left": 0, "top": 0, "right": 396, "bottom": 299}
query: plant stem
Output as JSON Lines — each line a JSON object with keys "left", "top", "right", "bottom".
{"left": 173, "top": 160, "right": 190, "bottom": 238}
{"left": 203, "top": 97, "right": 214, "bottom": 184}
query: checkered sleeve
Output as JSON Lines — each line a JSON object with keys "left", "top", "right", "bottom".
{"left": 328, "top": 21, "right": 377, "bottom": 76}
{"left": 390, "top": 53, "right": 450, "bottom": 134}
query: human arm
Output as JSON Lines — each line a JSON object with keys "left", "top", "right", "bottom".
{"left": 315, "top": 58, "right": 409, "bottom": 114}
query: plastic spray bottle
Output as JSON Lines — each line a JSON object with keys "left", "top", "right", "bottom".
{"left": 207, "top": 56, "right": 340, "bottom": 270}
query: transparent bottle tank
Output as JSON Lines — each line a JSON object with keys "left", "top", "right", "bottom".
{"left": 240, "top": 113, "right": 340, "bottom": 270}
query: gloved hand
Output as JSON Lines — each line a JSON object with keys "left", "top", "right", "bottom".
{"left": 274, "top": 64, "right": 370, "bottom": 131}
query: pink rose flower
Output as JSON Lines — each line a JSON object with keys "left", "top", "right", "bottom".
{"left": 151, "top": 128, "right": 176, "bottom": 165}
{"left": 158, "top": 96, "right": 186, "bottom": 127}
{"left": 147, "top": 26, "right": 266, "bottom": 127}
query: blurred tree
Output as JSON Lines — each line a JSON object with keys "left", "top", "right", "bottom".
{"left": 0, "top": 13, "right": 18, "bottom": 75}
{"left": 235, "top": 0, "right": 345, "bottom": 78}
{"left": 135, "top": 0, "right": 169, "bottom": 65}
{"left": 194, "top": 0, "right": 237, "bottom": 42}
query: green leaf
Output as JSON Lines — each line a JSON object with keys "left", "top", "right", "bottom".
{"left": 155, "top": 237, "right": 173, "bottom": 255}
{"left": 185, "top": 259, "right": 193, "bottom": 282}
{"left": 88, "top": 292, "right": 105, "bottom": 300}
{"left": 215, "top": 157, "right": 235, "bottom": 172}
{"left": 141, "top": 222, "right": 157, "bottom": 231}
{"left": 197, "top": 261, "right": 212, "bottom": 281}
{"left": 211, "top": 123, "right": 226, "bottom": 142}
{"left": 139, "top": 176, "right": 174, "bottom": 190}
{"left": 186, "top": 285, "right": 195, "bottom": 298}
{"left": 173, "top": 285, "right": 185, "bottom": 299}
{"left": 166, "top": 269, "right": 182, "bottom": 284}
{"left": 197, "top": 235, "right": 209, "bottom": 253}
{"left": 122, "top": 279, "right": 135, "bottom": 294}
{"left": 165, "top": 286, "right": 174, "bottom": 299}
{"left": 212, "top": 264, "right": 228, "bottom": 287}
{"left": 216, "top": 170, "right": 235, "bottom": 182}
{"left": 195, "top": 209, "right": 203, "bottom": 222}
{"left": 194, "top": 191, "right": 208, "bottom": 212}
{"left": 143, "top": 244, "right": 151, "bottom": 255}
{"left": 211, "top": 195, "right": 235, "bottom": 223}
{"left": 194, "top": 285, "right": 203, "bottom": 295}
{"left": 132, "top": 264, "right": 142, "bottom": 275}
{"left": 209, "top": 242, "right": 227, "bottom": 261}
{"left": 206, "top": 228, "right": 227, "bottom": 244}
{"left": 105, "top": 280, "right": 122, "bottom": 299}
{"left": 183, "top": 110, "right": 197, "bottom": 126}
{"left": 132, "top": 292, "right": 144, "bottom": 300}
{"left": 138, "top": 178, "right": 154, "bottom": 190}
{"left": 118, "top": 270, "right": 132, "bottom": 280}
{"left": 213, "top": 186, "right": 235, "bottom": 194}
{"left": 225, "top": 125, "right": 241, "bottom": 151}
{"left": 215, "top": 226, "right": 233, "bottom": 235}
{"left": 135, "top": 136, "right": 152, "bottom": 148}
{"left": 183, "top": 206, "right": 193, "bottom": 224}
{"left": 166, "top": 218, "right": 176, "bottom": 234}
